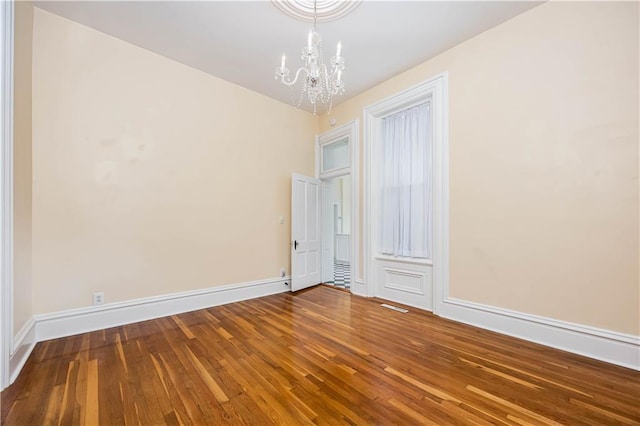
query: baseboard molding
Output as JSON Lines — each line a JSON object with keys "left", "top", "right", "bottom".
{"left": 351, "top": 279, "right": 367, "bottom": 297}
{"left": 8, "top": 279, "right": 638, "bottom": 389}
{"left": 5, "top": 276, "right": 289, "bottom": 387}
{"left": 9, "top": 318, "right": 36, "bottom": 384}
{"left": 439, "top": 297, "right": 640, "bottom": 371}
{"left": 35, "top": 276, "right": 291, "bottom": 342}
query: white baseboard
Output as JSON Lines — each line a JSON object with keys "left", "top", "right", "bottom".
{"left": 8, "top": 278, "right": 638, "bottom": 389}
{"left": 35, "top": 276, "right": 291, "bottom": 342}
{"left": 5, "top": 276, "right": 290, "bottom": 387}
{"left": 351, "top": 279, "right": 368, "bottom": 297}
{"left": 439, "top": 297, "right": 640, "bottom": 371}
{"left": 10, "top": 318, "right": 36, "bottom": 384}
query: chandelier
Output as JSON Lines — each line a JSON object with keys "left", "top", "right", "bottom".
{"left": 274, "top": 1, "right": 345, "bottom": 115}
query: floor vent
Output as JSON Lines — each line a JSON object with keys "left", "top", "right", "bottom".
{"left": 380, "top": 303, "right": 408, "bottom": 313}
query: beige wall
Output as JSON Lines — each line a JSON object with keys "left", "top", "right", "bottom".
{"left": 24, "top": 2, "right": 640, "bottom": 335}
{"left": 32, "top": 8, "right": 317, "bottom": 314}
{"left": 13, "top": 1, "right": 33, "bottom": 335}
{"left": 320, "top": 2, "right": 639, "bottom": 335}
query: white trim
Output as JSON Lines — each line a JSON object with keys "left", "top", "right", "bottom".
{"left": 351, "top": 279, "right": 366, "bottom": 295}
{"left": 316, "top": 119, "right": 360, "bottom": 294}
{"left": 319, "top": 167, "right": 349, "bottom": 181}
{"left": 382, "top": 267, "right": 426, "bottom": 295}
{"left": 9, "top": 317, "right": 35, "bottom": 384}
{"left": 0, "top": 0, "right": 15, "bottom": 391}
{"left": 374, "top": 255, "right": 433, "bottom": 266}
{"left": 5, "top": 276, "right": 291, "bottom": 384}
{"left": 314, "top": 134, "right": 320, "bottom": 178}
{"left": 35, "top": 276, "right": 291, "bottom": 342}
{"left": 7, "top": 277, "right": 639, "bottom": 389}
{"left": 11, "top": 316, "right": 34, "bottom": 356}
{"left": 317, "top": 121, "right": 354, "bottom": 180}
{"left": 349, "top": 120, "right": 359, "bottom": 288}
{"left": 363, "top": 73, "right": 449, "bottom": 307}
{"left": 440, "top": 297, "right": 640, "bottom": 371}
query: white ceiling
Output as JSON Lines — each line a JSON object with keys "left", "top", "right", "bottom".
{"left": 34, "top": 1, "right": 542, "bottom": 113}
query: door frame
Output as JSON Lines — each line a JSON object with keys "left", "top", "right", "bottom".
{"left": 1, "top": 0, "right": 14, "bottom": 390}
{"left": 363, "top": 73, "right": 449, "bottom": 314}
{"left": 315, "top": 120, "right": 359, "bottom": 292}
{"left": 320, "top": 186, "right": 341, "bottom": 284}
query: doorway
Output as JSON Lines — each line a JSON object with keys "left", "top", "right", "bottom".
{"left": 315, "top": 120, "right": 358, "bottom": 293}
{"left": 321, "top": 175, "right": 352, "bottom": 290}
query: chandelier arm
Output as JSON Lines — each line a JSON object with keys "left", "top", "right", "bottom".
{"left": 325, "top": 65, "right": 339, "bottom": 80}
{"left": 280, "top": 67, "right": 308, "bottom": 87}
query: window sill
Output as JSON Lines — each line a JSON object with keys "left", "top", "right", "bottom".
{"left": 374, "top": 255, "right": 433, "bottom": 266}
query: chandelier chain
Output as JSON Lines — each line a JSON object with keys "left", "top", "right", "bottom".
{"left": 313, "top": 0, "right": 317, "bottom": 30}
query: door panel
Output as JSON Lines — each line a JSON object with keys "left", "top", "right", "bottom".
{"left": 291, "top": 174, "right": 322, "bottom": 291}
{"left": 374, "top": 258, "right": 433, "bottom": 311}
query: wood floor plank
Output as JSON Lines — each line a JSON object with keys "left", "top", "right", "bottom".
{"left": 2, "top": 286, "right": 639, "bottom": 425}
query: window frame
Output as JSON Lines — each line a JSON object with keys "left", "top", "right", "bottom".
{"left": 362, "top": 73, "right": 449, "bottom": 313}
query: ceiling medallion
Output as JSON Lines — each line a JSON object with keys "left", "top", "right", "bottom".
{"left": 272, "top": 0, "right": 361, "bottom": 23}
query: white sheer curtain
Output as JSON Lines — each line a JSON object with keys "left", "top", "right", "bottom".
{"left": 380, "top": 102, "right": 432, "bottom": 259}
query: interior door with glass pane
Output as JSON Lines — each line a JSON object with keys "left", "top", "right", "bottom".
{"left": 291, "top": 173, "right": 322, "bottom": 291}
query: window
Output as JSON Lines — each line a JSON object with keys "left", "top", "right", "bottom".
{"left": 321, "top": 137, "right": 349, "bottom": 175}
{"left": 379, "top": 102, "right": 432, "bottom": 259}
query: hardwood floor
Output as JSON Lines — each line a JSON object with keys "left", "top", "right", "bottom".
{"left": 2, "top": 285, "right": 639, "bottom": 425}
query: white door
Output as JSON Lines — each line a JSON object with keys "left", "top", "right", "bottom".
{"left": 321, "top": 180, "right": 334, "bottom": 283}
{"left": 291, "top": 173, "right": 322, "bottom": 291}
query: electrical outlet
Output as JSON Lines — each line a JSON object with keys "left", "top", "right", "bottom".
{"left": 280, "top": 268, "right": 286, "bottom": 277}
{"left": 93, "top": 292, "right": 105, "bottom": 306}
